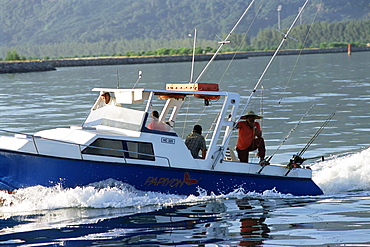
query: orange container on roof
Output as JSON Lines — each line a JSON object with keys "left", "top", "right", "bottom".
{"left": 166, "top": 83, "right": 219, "bottom": 92}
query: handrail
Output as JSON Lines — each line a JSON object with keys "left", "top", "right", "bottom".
{"left": 0, "top": 129, "right": 171, "bottom": 167}
{"left": 0, "top": 129, "right": 33, "bottom": 136}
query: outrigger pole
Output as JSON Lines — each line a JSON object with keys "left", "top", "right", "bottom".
{"left": 194, "top": 0, "right": 256, "bottom": 83}
{"left": 239, "top": 0, "right": 309, "bottom": 117}
{"left": 211, "top": 0, "right": 310, "bottom": 169}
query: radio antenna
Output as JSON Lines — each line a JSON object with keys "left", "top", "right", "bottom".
{"left": 116, "top": 70, "right": 120, "bottom": 88}
{"left": 132, "top": 70, "right": 143, "bottom": 89}
{"left": 189, "top": 29, "right": 197, "bottom": 83}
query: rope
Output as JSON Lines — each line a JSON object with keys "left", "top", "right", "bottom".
{"left": 194, "top": 0, "right": 256, "bottom": 83}
{"left": 278, "top": 0, "right": 323, "bottom": 105}
{"left": 260, "top": 86, "right": 264, "bottom": 127}
{"left": 181, "top": 96, "right": 192, "bottom": 139}
{"left": 217, "top": 0, "right": 266, "bottom": 86}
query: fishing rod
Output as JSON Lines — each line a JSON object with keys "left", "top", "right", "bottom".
{"left": 194, "top": 0, "right": 256, "bottom": 83}
{"left": 238, "top": 0, "right": 309, "bottom": 118}
{"left": 298, "top": 104, "right": 340, "bottom": 157}
{"left": 285, "top": 104, "right": 340, "bottom": 176}
{"left": 257, "top": 104, "right": 314, "bottom": 174}
{"left": 211, "top": 0, "right": 310, "bottom": 169}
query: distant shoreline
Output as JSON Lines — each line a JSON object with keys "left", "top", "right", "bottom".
{"left": 1, "top": 46, "right": 369, "bottom": 74}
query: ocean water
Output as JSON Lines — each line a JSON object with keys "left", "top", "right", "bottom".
{"left": 0, "top": 51, "right": 369, "bottom": 246}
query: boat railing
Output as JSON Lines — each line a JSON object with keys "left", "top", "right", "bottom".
{"left": 0, "top": 129, "right": 171, "bottom": 167}
{"left": 0, "top": 129, "right": 29, "bottom": 136}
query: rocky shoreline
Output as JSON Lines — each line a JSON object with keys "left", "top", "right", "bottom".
{"left": 1, "top": 46, "right": 369, "bottom": 74}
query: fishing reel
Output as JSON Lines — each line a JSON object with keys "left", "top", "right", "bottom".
{"left": 287, "top": 154, "right": 307, "bottom": 169}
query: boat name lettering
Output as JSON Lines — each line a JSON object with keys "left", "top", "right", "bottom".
{"left": 161, "top": 137, "right": 175, "bottom": 144}
{"left": 144, "top": 177, "right": 185, "bottom": 187}
{"left": 144, "top": 172, "right": 198, "bottom": 187}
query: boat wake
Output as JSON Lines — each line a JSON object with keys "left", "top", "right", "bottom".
{"left": 0, "top": 178, "right": 296, "bottom": 215}
{"left": 312, "top": 147, "right": 370, "bottom": 194}
{"left": 0, "top": 179, "right": 182, "bottom": 214}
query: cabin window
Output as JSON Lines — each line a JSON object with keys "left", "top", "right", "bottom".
{"left": 82, "top": 138, "right": 155, "bottom": 161}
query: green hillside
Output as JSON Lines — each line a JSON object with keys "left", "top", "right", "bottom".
{"left": 1, "top": 0, "right": 369, "bottom": 58}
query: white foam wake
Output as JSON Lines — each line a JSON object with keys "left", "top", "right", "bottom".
{"left": 312, "top": 147, "right": 370, "bottom": 194}
{"left": 0, "top": 179, "right": 186, "bottom": 214}
{"left": 0, "top": 178, "right": 294, "bottom": 216}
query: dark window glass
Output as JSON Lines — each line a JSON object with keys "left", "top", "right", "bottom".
{"left": 82, "top": 139, "right": 124, "bottom": 157}
{"left": 82, "top": 138, "right": 155, "bottom": 161}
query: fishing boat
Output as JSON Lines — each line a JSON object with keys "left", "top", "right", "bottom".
{"left": 0, "top": 0, "right": 323, "bottom": 196}
{"left": 0, "top": 82, "right": 322, "bottom": 196}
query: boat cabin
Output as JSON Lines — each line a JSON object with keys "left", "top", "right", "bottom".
{"left": 79, "top": 83, "right": 240, "bottom": 168}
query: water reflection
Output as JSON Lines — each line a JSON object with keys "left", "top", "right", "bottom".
{"left": 3, "top": 193, "right": 370, "bottom": 246}
{"left": 236, "top": 198, "right": 270, "bottom": 246}
{"left": 0, "top": 198, "right": 278, "bottom": 246}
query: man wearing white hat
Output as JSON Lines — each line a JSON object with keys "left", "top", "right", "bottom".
{"left": 236, "top": 110, "right": 266, "bottom": 163}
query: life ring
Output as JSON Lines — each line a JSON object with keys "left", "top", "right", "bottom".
{"left": 194, "top": 94, "right": 221, "bottom": 100}
{"left": 158, "top": 94, "right": 186, "bottom": 100}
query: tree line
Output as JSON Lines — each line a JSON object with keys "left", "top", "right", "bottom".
{"left": 253, "top": 20, "right": 370, "bottom": 50}
{"left": 2, "top": 0, "right": 369, "bottom": 48}
{"left": 1, "top": 20, "right": 369, "bottom": 61}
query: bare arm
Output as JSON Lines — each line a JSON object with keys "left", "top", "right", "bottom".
{"left": 201, "top": 149, "right": 207, "bottom": 159}
{"left": 254, "top": 126, "right": 262, "bottom": 137}
{"left": 246, "top": 118, "right": 262, "bottom": 137}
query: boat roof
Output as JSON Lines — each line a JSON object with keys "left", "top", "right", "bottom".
{"left": 92, "top": 87, "right": 231, "bottom": 97}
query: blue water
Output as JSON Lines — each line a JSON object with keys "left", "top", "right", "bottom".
{"left": 0, "top": 51, "right": 370, "bottom": 246}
